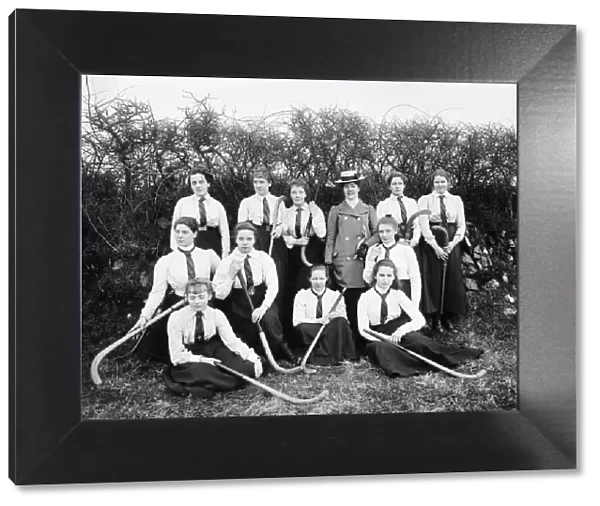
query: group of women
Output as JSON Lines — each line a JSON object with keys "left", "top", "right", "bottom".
{"left": 131, "top": 166, "right": 483, "bottom": 399}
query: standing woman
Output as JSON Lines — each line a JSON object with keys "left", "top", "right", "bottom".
{"left": 237, "top": 167, "right": 284, "bottom": 253}
{"left": 212, "top": 222, "right": 297, "bottom": 364}
{"left": 324, "top": 169, "right": 379, "bottom": 343}
{"left": 237, "top": 167, "right": 287, "bottom": 313}
{"left": 357, "top": 259, "right": 482, "bottom": 377}
{"left": 376, "top": 171, "right": 421, "bottom": 246}
{"left": 132, "top": 217, "right": 221, "bottom": 362}
{"left": 279, "top": 177, "right": 326, "bottom": 334}
{"left": 417, "top": 169, "right": 467, "bottom": 332}
{"left": 170, "top": 167, "right": 230, "bottom": 258}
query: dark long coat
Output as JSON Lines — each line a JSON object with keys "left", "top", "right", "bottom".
{"left": 324, "top": 200, "right": 379, "bottom": 289}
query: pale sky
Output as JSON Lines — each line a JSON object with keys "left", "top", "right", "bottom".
{"left": 85, "top": 75, "right": 516, "bottom": 127}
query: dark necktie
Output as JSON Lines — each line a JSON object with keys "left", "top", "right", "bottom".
{"left": 244, "top": 255, "right": 254, "bottom": 289}
{"left": 179, "top": 248, "right": 196, "bottom": 280}
{"left": 398, "top": 197, "right": 407, "bottom": 224}
{"left": 439, "top": 195, "right": 448, "bottom": 227}
{"left": 262, "top": 198, "right": 271, "bottom": 226}
{"left": 198, "top": 196, "right": 207, "bottom": 228}
{"left": 379, "top": 290, "right": 390, "bottom": 325}
{"left": 194, "top": 311, "right": 205, "bottom": 340}
{"left": 383, "top": 244, "right": 393, "bottom": 260}
{"left": 312, "top": 290, "right": 324, "bottom": 319}
{"left": 295, "top": 207, "right": 303, "bottom": 238}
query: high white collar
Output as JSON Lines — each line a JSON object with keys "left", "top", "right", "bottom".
{"left": 235, "top": 248, "right": 254, "bottom": 258}
{"left": 374, "top": 286, "right": 392, "bottom": 296}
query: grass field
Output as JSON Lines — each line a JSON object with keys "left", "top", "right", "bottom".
{"left": 82, "top": 287, "right": 517, "bottom": 419}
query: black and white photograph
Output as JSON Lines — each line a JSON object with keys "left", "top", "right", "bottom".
{"left": 8, "top": 2, "right": 580, "bottom": 491}
{"left": 82, "top": 75, "right": 517, "bottom": 418}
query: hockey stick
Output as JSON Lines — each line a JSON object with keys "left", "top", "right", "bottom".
{"left": 91, "top": 299, "right": 186, "bottom": 385}
{"left": 216, "top": 363, "right": 328, "bottom": 405}
{"left": 364, "top": 328, "right": 486, "bottom": 379}
{"left": 300, "top": 207, "right": 314, "bottom": 267}
{"left": 236, "top": 271, "right": 308, "bottom": 374}
{"left": 268, "top": 196, "right": 286, "bottom": 256}
{"left": 431, "top": 225, "right": 449, "bottom": 314}
{"left": 400, "top": 208, "right": 431, "bottom": 243}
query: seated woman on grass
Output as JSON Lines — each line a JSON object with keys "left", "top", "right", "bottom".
{"left": 357, "top": 259, "right": 483, "bottom": 377}
{"left": 292, "top": 264, "right": 358, "bottom": 366}
{"left": 363, "top": 216, "right": 422, "bottom": 307}
{"left": 162, "top": 278, "right": 263, "bottom": 399}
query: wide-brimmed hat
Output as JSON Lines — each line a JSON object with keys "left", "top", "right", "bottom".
{"left": 334, "top": 169, "right": 366, "bottom": 185}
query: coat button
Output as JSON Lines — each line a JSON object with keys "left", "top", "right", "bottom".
{"left": 344, "top": 216, "right": 348, "bottom": 220}
{"left": 345, "top": 237, "right": 349, "bottom": 241}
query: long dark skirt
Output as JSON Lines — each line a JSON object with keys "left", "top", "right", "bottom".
{"left": 344, "top": 287, "right": 369, "bottom": 347}
{"left": 226, "top": 284, "right": 287, "bottom": 359}
{"left": 366, "top": 317, "right": 483, "bottom": 377}
{"left": 162, "top": 337, "right": 255, "bottom": 399}
{"left": 194, "top": 226, "right": 222, "bottom": 258}
{"left": 136, "top": 291, "right": 183, "bottom": 363}
{"left": 398, "top": 280, "right": 411, "bottom": 299}
{"left": 294, "top": 317, "right": 358, "bottom": 365}
{"left": 417, "top": 223, "right": 468, "bottom": 316}
{"left": 254, "top": 223, "right": 288, "bottom": 317}
{"left": 280, "top": 238, "right": 325, "bottom": 335}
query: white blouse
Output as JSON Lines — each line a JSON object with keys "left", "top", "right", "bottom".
{"left": 167, "top": 305, "right": 260, "bottom": 365}
{"left": 280, "top": 203, "right": 326, "bottom": 249}
{"left": 141, "top": 247, "right": 220, "bottom": 319}
{"left": 237, "top": 193, "right": 283, "bottom": 227}
{"left": 376, "top": 194, "right": 422, "bottom": 244}
{"left": 212, "top": 249, "right": 279, "bottom": 310}
{"left": 357, "top": 287, "right": 426, "bottom": 340}
{"left": 292, "top": 288, "right": 347, "bottom": 326}
{"left": 170, "top": 194, "right": 230, "bottom": 255}
{"left": 418, "top": 192, "right": 466, "bottom": 246}
{"left": 362, "top": 242, "right": 421, "bottom": 307}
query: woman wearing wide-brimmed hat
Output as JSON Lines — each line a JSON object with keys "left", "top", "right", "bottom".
{"left": 324, "top": 169, "right": 379, "bottom": 346}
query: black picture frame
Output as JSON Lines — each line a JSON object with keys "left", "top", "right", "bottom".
{"left": 9, "top": 9, "right": 576, "bottom": 485}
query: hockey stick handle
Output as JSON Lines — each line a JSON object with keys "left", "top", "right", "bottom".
{"left": 268, "top": 196, "right": 286, "bottom": 256}
{"left": 90, "top": 299, "right": 186, "bottom": 385}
